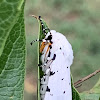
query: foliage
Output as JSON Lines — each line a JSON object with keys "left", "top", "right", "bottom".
{"left": 80, "top": 78, "right": 100, "bottom": 100}
{"left": 1, "top": 0, "right": 100, "bottom": 100}
{"left": 0, "top": 0, "right": 26, "bottom": 100}
{"left": 71, "top": 76, "right": 81, "bottom": 100}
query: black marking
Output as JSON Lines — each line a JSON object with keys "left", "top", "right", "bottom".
{"left": 48, "top": 51, "right": 51, "bottom": 57}
{"left": 44, "top": 74, "right": 46, "bottom": 76}
{"left": 30, "top": 42, "right": 32, "bottom": 45}
{"left": 49, "top": 45, "right": 52, "bottom": 49}
{"left": 61, "top": 78, "right": 64, "bottom": 80}
{"left": 63, "top": 91, "right": 65, "bottom": 94}
{"left": 43, "top": 30, "right": 45, "bottom": 33}
{"left": 30, "top": 39, "right": 42, "bottom": 45}
{"left": 50, "top": 71, "right": 55, "bottom": 76}
{"left": 57, "top": 71, "right": 58, "bottom": 72}
{"left": 40, "top": 83, "right": 42, "bottom": 86}
{"left": 60, "top": 47, "right": 61, "bottom": 50}
{"left": 42, "top": 88, "right": 43, "bottom": 91}
{"left": 44, "top": 78, "right": 46, "bottom": 82}
{"left": 46, "top": 60, "right": 48, "bottom": 63}
{"left": 38, "top": 64, "right": 40, "bottom": 66}
{"left": 52, "top": 54, "right": 56, "bottom": 60}
{"left": 67, "top": 67, "right": 68, "bottom": 68}
{"left": 39, "top": 16, "right": 41, "bottom": 19}
{"left": 46, "top": 86, "right": 50, "bottom": 92}
{"left": 45, "top": 35, "right": 52, "bottom": 41}
{"left": 40, "top": 79, "right": 41, "bottom": 82}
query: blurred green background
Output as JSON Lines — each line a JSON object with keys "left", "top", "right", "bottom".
{"left": 24, "top": 0, "right": 100, "bottom": 100}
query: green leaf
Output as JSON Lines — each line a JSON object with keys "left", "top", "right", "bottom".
{"left": 38, "top": 16, "right": 48, "bottom": 100}
{"left": 71, "top": 75, "right": 81, "bottom": 100}
{"left": 0, "top": 0, "right": 24, "bottom": 56}
{"left": 0, "top": 1, "right": 26, "bottom": 100}
{"left": 81, "top": 93, "right": 100, "bottom": 100}
{"left": 80, "top": 78, "right": 100, "bottom": 100}
{"left": 90, "top": 77, "right": 100, "bottom": 93}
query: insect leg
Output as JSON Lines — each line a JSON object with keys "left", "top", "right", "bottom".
{"left": 30, "top": 39, "right": 42, "bottom": 45}
{"left": 41, "top": 54, "right": 56, "bottom": 73}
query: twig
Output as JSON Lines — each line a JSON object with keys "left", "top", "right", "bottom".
{"left": 74, "top": 69, "right": 100, "bottom": 88}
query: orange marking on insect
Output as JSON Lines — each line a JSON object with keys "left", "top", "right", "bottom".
{"left": 40, "top": 42, "right": 46, "bottom": 53}
{"left": 45, "top": 43, "right": 52, "bottom": 56}
{"left": 40, "top": 42, "right": 52, "bottom": 58}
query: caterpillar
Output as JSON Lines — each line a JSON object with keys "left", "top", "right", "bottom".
{"left": 31, "top": 16, "right": 74, "bottom": 100}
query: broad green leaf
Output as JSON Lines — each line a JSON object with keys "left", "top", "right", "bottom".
{"left": 80, "top": 78, "right": 100, "bottom": 100}
{"left": 90, "top": 77, "right": 100, "bottom": 93}
{"left": 32, "top": 15, "right": 81, "bottom": 100}
{"left": 0, "top": 1, "right": 26, "bottom": 100}
{"left": 81, "top": 93, "right": 100, "bottom": 100}
{"left": 0, "top": 0, "right": 24, "bottom": 56}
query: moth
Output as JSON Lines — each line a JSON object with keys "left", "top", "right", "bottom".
{"left": 31, "top": 16, "right": 74, "bottom": 100}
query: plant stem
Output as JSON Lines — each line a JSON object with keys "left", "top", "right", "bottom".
{"left": 74, "top": 69, "right": 100, "bottom": 88}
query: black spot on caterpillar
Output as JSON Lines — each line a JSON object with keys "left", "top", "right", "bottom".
{"left": 61, "top": 78, "right": 64, "bottom": 80}
{"left": 38, "top": 64, "right": 40, "bottom": 66}
{"left": 44, "top": 78, "right": 46, "bottom": 81}
{"left": 45, "top": 35, "right": 52, "bottom": 41}
{"left": 63, "top": 91, "right": 65, "bottom": 94}
{"left": 50, "top": 71, "right": 55, "bottom": 76}
{"left": 38, "top": 16, "right": 41, "bottom": 19}
{"left": 52, "top": 54, "right": 56, "bottom": 60}
{"left": 44, "top": 74, "right": 46, "bottom": 76}
{"left": 46, "top": 86, "right": 50, "bottom": 92}
{"left": 49, "top": 45, "right": 52, "bottom": 49}
{"left": 46, "top": 60, "right": 48, "bottom": 63}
